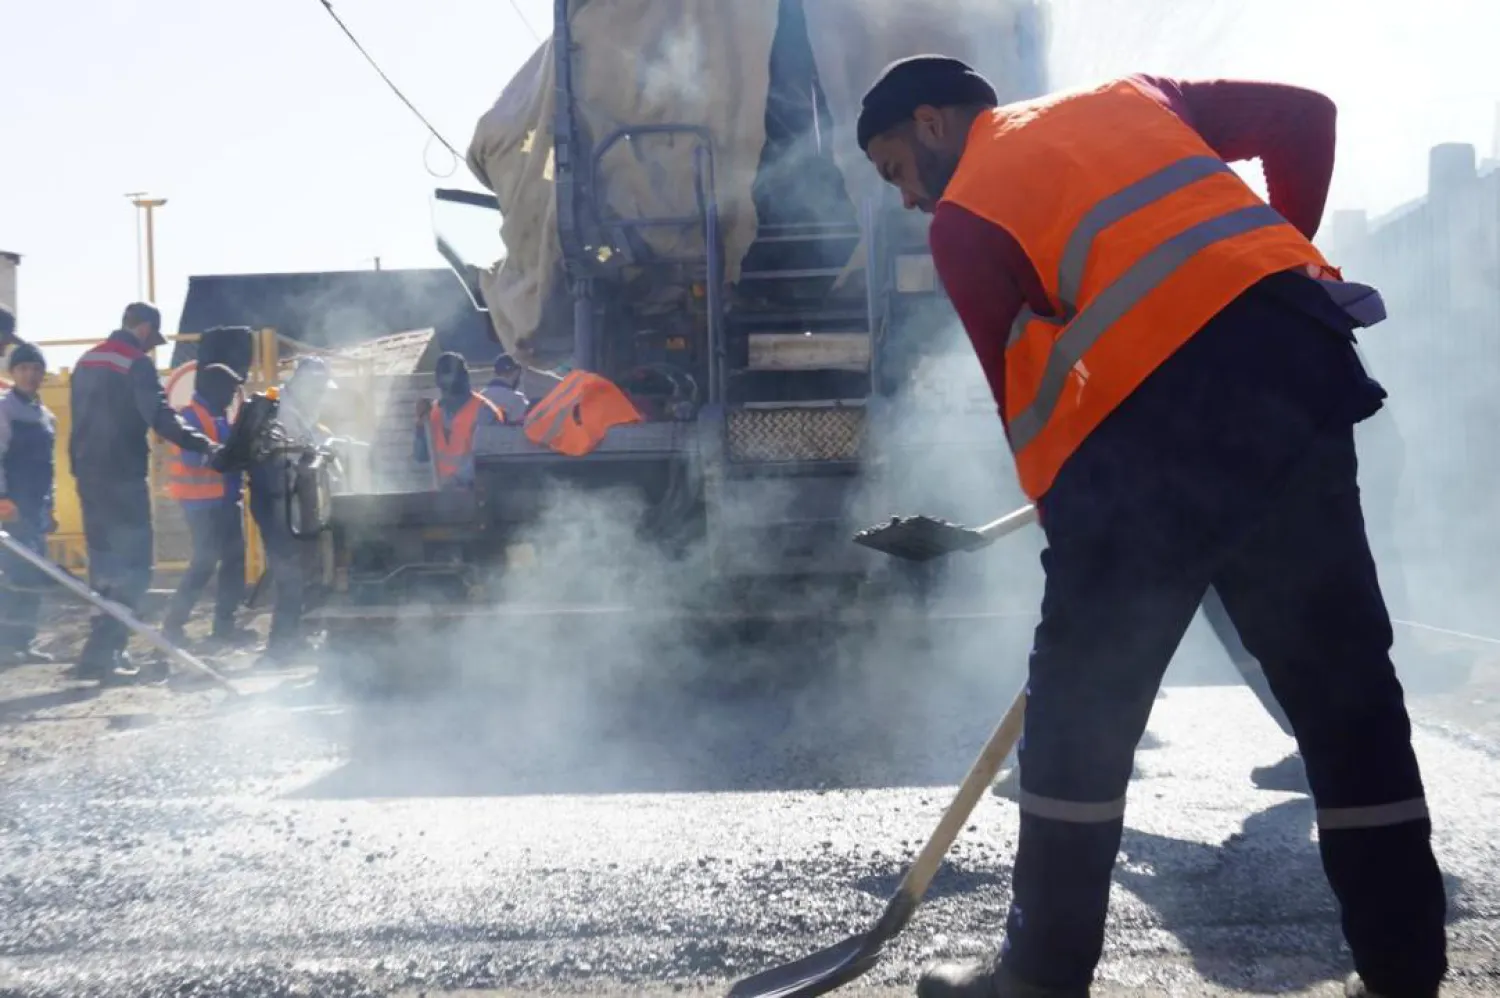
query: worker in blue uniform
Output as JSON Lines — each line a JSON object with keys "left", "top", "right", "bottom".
{"left": 0, "top": 342, "right": 58, "bottom": 666}
{"left": 69, "top": 303, "right": 224, "bottom": 683}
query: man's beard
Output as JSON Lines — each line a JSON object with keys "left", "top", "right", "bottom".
{"left": 913, "top": 144, "right": 959, "bottom": 211}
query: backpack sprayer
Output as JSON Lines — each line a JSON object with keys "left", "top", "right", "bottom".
{"left": 222, "top": 386, "right": 339, "bottom": 540}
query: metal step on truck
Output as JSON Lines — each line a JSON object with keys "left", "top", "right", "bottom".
{"left": 306, "top": 0, "right": 1052, "bottom": 692}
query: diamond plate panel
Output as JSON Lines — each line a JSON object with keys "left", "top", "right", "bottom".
{"left": 726, "top": 407, "right": 865, "bottom": 462}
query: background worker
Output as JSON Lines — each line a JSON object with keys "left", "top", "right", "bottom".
{"left": 857, "top": 60, "right": 1445, "bottom": 998}
{"left": 0, "top": 342, "right": 58, "bottom": 666}
{"left": 248, "top": 355, "right": 337, "bottom": 668}
{"left": 161, "top": 363, "right": 257, "bottom": 649}
{"left": 482, "top": 353, "right": 531, "bottom": 422}
{"left": 69, "top": 302, "right": 223, "bottom": 684}
{"left": 414, "top": 351, "right": 504, "bottom": 489}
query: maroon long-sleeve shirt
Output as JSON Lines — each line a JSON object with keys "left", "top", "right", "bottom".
{"left": 928, "top": 75, "right": 1339, "bottom": 417}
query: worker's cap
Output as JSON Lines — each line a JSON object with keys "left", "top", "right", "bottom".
{"left": 493, "top": 353, "right": 521, "bottom": 375}
{"left": 856, "top": 54, "right": 999, "bottom": 152}
{"left": 291, "top": 355, "right": 338, "bottom": 390}
{"left": 7, "top": 341, "right": 46, "bottom": 371}
{"left": 199, "top": 362, "right": 245, "bottom": 385}
{"left": 121, "top": 301, "right": 167, "bottom": 348}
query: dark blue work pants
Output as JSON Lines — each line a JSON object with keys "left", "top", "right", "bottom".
{"left": 999, "top": 283, "right": 1447, "bottom": 996}
{"left": 0, "top": 522, "right": 48, "bottom": 652}
{"left": 1201, "top": 584, "right": 1292, "bottom": 737}
{"left": 76, "top": 477, "right": 154, "bottom": 669}
{"left": 163, "top": 501, "right": 246, "bottom": 635}
{"left": 249, "top": 491, "right": 305, "bottom": 653}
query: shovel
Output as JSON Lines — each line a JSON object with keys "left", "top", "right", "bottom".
{"left": 852, "top": 504, "right": 1037, "bottom": 562}
{"left": 0, "top": 529, "right": 242, "bottom": 697}
{"left": 726, "top": 685, "right": 1028, "bottom": 998}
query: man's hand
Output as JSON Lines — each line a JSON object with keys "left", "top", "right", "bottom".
{"left": 207, "top": 443, "right": 231, "bottom": 473}
{"left": 0, "top": 499, "right": 17, "bottom": 523}
{"left": 415, "top": 397, "right": 434, "bottom": 424}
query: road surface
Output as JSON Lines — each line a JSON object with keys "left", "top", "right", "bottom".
{"left": 0, "top": 642, "right": 1497, "bottom": 998}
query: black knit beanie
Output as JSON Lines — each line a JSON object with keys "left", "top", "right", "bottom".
{"left": 857, "top": 55, "right": 999, "bottom": 152}
{"left": 8, "top": 341, "right": 45, "bottom": 371}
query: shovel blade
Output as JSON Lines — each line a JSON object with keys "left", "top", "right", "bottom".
{"left": 726, "top": 933, "right": 881, "bottom": 998}
{"left": 852, "top": 515, "right": 989, "bottom": 562}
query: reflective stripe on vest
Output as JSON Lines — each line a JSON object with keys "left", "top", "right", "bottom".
{"left": 429, "top": 393, "right": 500, "bottom": 482}
{"left": 166, "top": 401, "right": 224, "bottom": 501}
{"left": 522, "top": 371, "right": 644, "bottom": 457}
{"left": 941, "top": 78, "right": 1332, "bottom": 500}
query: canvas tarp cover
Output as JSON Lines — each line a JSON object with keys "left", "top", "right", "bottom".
{"left": 466, "top": 0, "right": 1044, "bottom": 368}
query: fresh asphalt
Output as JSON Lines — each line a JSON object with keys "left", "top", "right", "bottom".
{"left": 0, "top": 644, "right": 1497, "bottom": 998}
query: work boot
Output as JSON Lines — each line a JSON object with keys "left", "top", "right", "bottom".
{"left": 99, "top": 652, "right": 144, "bottom": 686}
{"left": 917, "top": 959, "right": 1088, "bottom": 998}
{"left": 1344, "top": 971, "right": 1440, "bottom": 997}
{"left": 207, "top": 624, "right": 259, "bottom": 649}
{"left": 255, "top": 637, "right": 315, "bottom": 671}
{"left": 1251, "top": 750, "right": 1309, "bottom": 794}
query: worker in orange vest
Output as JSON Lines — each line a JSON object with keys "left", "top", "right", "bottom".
{"left": 522, "top": 369, "right": 644, "bottom": 457}
{"left": 414, "top": 352, "right": 504, "bottom": 489}
{"left": 857, "top": 59, "right": 1443, "bottom": 998}
{"left": 161, "top": 363, "right": 257, "bottom": 648}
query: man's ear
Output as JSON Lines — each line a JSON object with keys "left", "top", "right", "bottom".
{"left": 911, "top": 105, "right": 945, "bottom": 143}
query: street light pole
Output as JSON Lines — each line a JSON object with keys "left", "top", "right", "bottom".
{"left": 126, "top": 194, "right": 168, "bottom": 302}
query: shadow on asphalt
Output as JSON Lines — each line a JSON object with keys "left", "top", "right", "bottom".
{"left": 848, "top": 796, "right": 1470, "bottom": 997}
{"left": 0, "top": 685, "right": 98, "bottom": 722}
{"left": 1116, "top": 797, "right": 1471, "bottom": 995}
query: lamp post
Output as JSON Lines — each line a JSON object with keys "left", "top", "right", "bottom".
{"left": 125, "top": 193, "right": 168, "bottom": 301}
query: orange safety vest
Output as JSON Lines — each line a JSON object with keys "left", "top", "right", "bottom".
{"left": 429, "top": 393, "right": 504, "bottom": 483}
{"left": 941, "top": 77, "right": 1334, "bottom": 500}
{"left": 166, "top": 401, "right": 224, "bottom": 501}
{"left": 522, "top": 371, "right": 644, "bottom": 457}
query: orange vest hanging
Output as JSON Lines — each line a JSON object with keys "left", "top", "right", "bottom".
{"left": 430, "top": 393, "right": 503, "bottom": 483}
{"left": 166, "top": 401, "right": 225, "bottom": 501}
{"left": 523, "top": 371, "right": 644, "bottom": 457}
{"left": 940, "top": 77, "right": 1335, "bottom": 500}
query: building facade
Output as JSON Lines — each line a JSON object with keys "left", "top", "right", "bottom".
{"left": 1324, "top": 143, "right": 1500, "bottom": 632}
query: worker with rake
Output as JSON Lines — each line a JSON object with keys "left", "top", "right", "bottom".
{"left": 856, "top": 58, "right": 1446, "bottom": 998}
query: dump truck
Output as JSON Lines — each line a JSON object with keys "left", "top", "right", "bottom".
{"left": 307, "top": 0, "right": 1052, "bottom": 683}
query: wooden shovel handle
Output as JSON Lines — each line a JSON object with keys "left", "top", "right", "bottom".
{"left": 873, "top": 685, "right": 1028, "bottom": 942}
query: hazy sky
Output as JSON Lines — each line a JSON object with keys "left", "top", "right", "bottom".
{"left": 2, "top": 0, "right": 1496, "bottom": 368}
